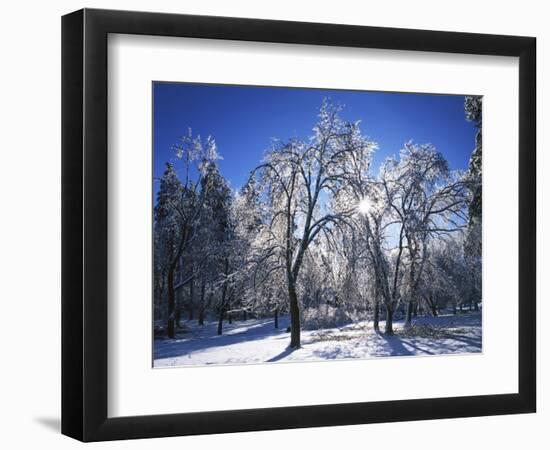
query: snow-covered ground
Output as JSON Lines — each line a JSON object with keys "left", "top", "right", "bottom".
{"left": 153, "top": 312, "right": 482, "bottom": 368}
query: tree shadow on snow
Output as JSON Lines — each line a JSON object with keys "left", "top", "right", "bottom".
{"left": 266, "top": 346, "right": 299, "bottom": 362}
{"left": 380, "top": 331, "right": 481, "bottom": 357}
{"left": 379, "top": 334, "right": 413, "bottom": 356}
{"left": 154, "top": 318, "right": 290, "bottom": 360}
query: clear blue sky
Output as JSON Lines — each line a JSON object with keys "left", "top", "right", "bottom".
{"left": 153, "top": 82, "right": 477, "bottom": 196}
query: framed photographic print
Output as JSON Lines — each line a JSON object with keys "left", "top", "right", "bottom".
{"left": 62, "top": 8, "right": 536, "bottom": 441}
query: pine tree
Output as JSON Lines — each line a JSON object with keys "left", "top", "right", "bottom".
{"left": 154, "top": 163, "right": 184, "bottom": 338}
{"left": 196, "top": 159, "right": 234, "bottom": 334}
{"left": 464, "top": 96, "right": 482, "bottom": 311}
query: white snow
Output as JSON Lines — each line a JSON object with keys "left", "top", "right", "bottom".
{"left": 154, "top": 312, "right": 481, "bottom": 368}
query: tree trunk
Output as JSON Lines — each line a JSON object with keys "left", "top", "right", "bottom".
{"left": 274, "top": 308, "right": 279, "bottom": 329}
{"left": 385, "top": 305, "right": 394, "bottom": 335}
{"left": 175, "top": 303, "right": 181, "bottom": 329}
{"left": 188, "top": 278, "right": 194, "bottom": 320}
{"left": 217, "top": 307, "right": 225, "bottom": 336}
{"left": 243, "top": 310, "right": 247, "bottom": 321}
{"left": 373, "top": 303, "right": 380, "bottom": 332}
{"left": 154, "top": 274, "right": 165, "bottom": 322}
{"left": 198, "top": 281, "right": 206, "bottom": 326}
{"left": 288, "top": 285, "right": 301, "bottom": 348}
{"left": 217, "top": 258, "right": 230, "bottom": 336}
{"left": 404, "top": 301, "right": 413, "bottom": 329}
{"left": 373, "top": 296, "right": 380, "bottom": 332}
{"left": 166, "top": 230, "right": 188, "bottom": 339}
{"left": 167, "top": 268, "right": 176, "bottom": 338}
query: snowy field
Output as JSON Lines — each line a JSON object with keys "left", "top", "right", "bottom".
{"left": 154, "top": 312, "right": 482, "bottom": 368}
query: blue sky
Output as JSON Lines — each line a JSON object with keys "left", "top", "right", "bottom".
{"left": 153, "top": 82, "right": 477, "bottom": 196}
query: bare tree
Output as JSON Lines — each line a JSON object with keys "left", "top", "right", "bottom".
{"left": 250, "top": 100, "right": 377, "bottom": 347}
{"left": 379, "top": 142, "right": 468, "bottom": 330}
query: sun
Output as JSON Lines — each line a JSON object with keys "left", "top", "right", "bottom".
{"left": 357, "top": 198, "right": 371, "bottom": 215}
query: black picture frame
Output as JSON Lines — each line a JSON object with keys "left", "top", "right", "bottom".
{"left": 62, "top": 8, "right": 536, "bottom": 442}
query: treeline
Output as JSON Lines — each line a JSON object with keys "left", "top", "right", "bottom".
{"left": 154, "top": 98, "right": 482, "bottom": 347}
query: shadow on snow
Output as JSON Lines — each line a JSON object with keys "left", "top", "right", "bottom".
{"left": 153, "top": 312, "right": 482, "bottom": 365}
{"left": 154, "top": 316, "right": 290, "bottom": 360}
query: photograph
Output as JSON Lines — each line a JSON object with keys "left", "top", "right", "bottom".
{"left": 0, "top": 1, "right": 540, "bottom": 446}
{"left": 152, "top": 83, "right": 483, "bottom": 368}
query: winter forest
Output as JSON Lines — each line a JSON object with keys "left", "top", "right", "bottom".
{"left": 153, "top": 85, "right": 482, "bottom": 367}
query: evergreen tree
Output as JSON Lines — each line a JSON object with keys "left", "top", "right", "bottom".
{"left": 464, "top": 96, "right": 482, "bottom": 310}
{"left": 154, "top": 163, "right": 184, "bottom": 338}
